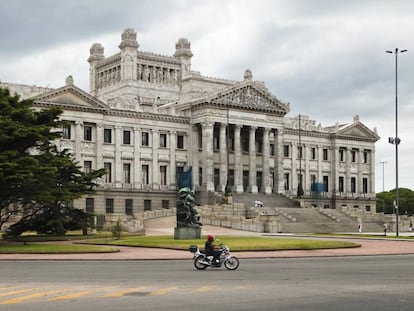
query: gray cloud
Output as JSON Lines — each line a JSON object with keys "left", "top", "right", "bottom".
{"left": 1, "top": 0, "right": 413, "bottom": 192}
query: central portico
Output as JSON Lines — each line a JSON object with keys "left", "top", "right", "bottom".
{"left": 180, "top": 72, "right": 290, "bottom": 196}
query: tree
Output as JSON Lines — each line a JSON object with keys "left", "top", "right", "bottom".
{"left": 376, "top": 188, "right": 414, "bottom": 216}
{"left": 0, "top": 87, "right": 105, "bottom": 235}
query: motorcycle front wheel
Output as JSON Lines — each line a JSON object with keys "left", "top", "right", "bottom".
{"left": 224, "top": 256, "right": 239, "bottom": 270}
{"left": 194, "top": 256, "right": 208, "bottom": 270}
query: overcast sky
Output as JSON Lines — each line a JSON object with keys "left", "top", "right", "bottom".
{"left": 1, "top": 0, "right": 413, "bottom": 193}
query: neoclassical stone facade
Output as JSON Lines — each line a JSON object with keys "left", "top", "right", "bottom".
{"left": 1, "top": 28, "right": 380, "bottom": 217}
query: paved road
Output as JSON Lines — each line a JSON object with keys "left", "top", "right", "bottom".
{"left": 1, "top": 256, "right": 413, "bottom": 311}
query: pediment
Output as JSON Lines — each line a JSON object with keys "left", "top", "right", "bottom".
{"left": 180, "top": 80, "right": 290, "bottom": 116}
{"left": 33, "top": 83, "right": 109, "bottom": 111}
{"left": 335, "top": 122, "right": 379, "bottom": 141}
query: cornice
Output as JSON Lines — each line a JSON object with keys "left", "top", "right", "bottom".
{"left": 33, "top": 100, "right": 189, "bottom": 124}
{"left": 137, "top": 51, "right": 181, "bottom": 66}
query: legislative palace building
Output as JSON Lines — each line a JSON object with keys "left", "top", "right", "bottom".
{"left": 1, "top": 28, "right": 380, "bottom": 217}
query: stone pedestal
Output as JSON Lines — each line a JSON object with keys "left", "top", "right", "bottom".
{"left": 174, "top": 226, "right": 202, "bottom": 240}
{"left": 225, "top": 195, "right": 233, "bottom": 204}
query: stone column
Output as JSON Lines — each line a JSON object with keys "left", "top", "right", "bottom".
{"left": 170, "top": 131, "right": 177, "bottom": 190}
{"left": 274, "top": 129, "right": 284, "bottom": 193}
{"left": 370, "top": 150, "right": 375, "bottom": 197}
{"left": 291, "top": 142, "right": 297, "bottom": 196}
{"left": 74, "top": 121, "right": 83, "bottom": 164}
{"left": 96, "top": 123, "right": 104, "bottom": 170}
{"left": 345, "top": 148, "right": 351, "bottom": 194}
{"left": 134, "top": 127, "right": 142, "bottom": 189}
{"left": 191, "top": 125, "right": 200, "bottom": 190}
{"left": 303, "top": 144, "right": 310, "bottom": 196}
{"left": 332, "top": 145, "right": 339, "bottom": 197}
{"left": 262, "top": 128, "right": 271, "bottom": 194}
{"left": 114, "top": 125, "right": 122, "bottom": 188}
{"left": 234, "top": 125, "right": 243, "bottom": 193}
{"left": 219, "top": 123, "right": 227, "bottom": 192}
{"left": 152, "top": 129, "right": 159, "bottom": 190}
{"left": 248, "top": 126, "right": 258, "bottom": 193}
{"left": 201, "top": 122, "right": 215, "bottom": 192}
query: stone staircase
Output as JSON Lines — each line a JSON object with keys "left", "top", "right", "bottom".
{"left": 198, "top": 193, "right": 386, "bottom": 233}
{"left": 231, "top": 193, "right": 300, "bottom": 208}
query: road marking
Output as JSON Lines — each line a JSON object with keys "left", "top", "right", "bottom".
{"left": 48, "top": 287, "right": 112, "bottom": 301}
{"left": 0, "top": 289, "right": 66, "bottom": 305}
{"left": 0, "top": 288, "right": 39, "bottom": 298}
{"left": 193, "top": 286, "right": 217, "bottom": 293}
{"left": 150, "top": 287, "right": 177, "bottom": 296}
{"left": 102, "top": 287, "right": 146, "bottom": 298}
{"left": 0, "top": 286, "right": 19, "bottom": 291}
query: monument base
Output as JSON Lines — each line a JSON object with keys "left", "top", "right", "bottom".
{"left": 174, "top": 226, "right": 202, "bottom": 240}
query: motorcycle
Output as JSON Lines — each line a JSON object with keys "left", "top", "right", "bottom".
{"left": 189, "top": 244, "right": 240, "bottom": 270}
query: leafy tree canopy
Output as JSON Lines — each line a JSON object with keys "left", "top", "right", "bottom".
{"left": 376, "top": 188, "right": 414, "bottom": 215}
{"left": 0, "top": 87, "right": 105, "bottom": 235}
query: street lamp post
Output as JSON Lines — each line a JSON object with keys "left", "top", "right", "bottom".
{"left": 386, "top": 48, "right": 407, "bottom": 237}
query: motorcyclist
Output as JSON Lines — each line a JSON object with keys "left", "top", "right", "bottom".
{"left": 205, "top": 234, "right": 220, "bottom": 265}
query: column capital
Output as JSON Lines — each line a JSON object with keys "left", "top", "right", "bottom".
{"left": 201, "top": 121, "right": 214, "bottom": 128}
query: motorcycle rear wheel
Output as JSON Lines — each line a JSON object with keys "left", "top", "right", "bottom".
{"left": 224, "top": 257, "right": 239, "bottom": 270}
{"left": 194, "top": 256, "right": 208, "bottom": 270}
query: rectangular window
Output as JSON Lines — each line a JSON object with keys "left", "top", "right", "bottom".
{"left": 229, "top": 137, "right": 234, "bottom": 152}
{"left": 363, "top": 178, "right": 368, "bottom": 193}
{"left": 104, "top": 128, "right": 112, "bottom": 143}
{"left": 125, "top": 199, "right": 133, "bottom": 216}
{"left": 298, "top": 146, "right": 303, "bottom": 159}
{"left": 283, "top": 145, "right": 290, "bottom": 157}
{"left": 84, "top": 161, "right": 92, "bottom": 173}
{"left": 323, "top": 175, "right": 329, "bottom": 192}
{"left": 162, "top": 200, "right": 170, "bottom": 209}
{"left": 104, "top": 162, "right": 112, "bottom": 183}
{"left": 363, "top": 151, "right": 368, "bottom": 164}
{"left": 106, "top": 198, "right": 114, "bottom": 214}
{"left": 351, "top": 177, "right": 356, "bottom": 193}
{"left": 177, "top": 134, "right": 184, "bottom": 149}
{"left": 123, "top": 130, "right": 131, "bottom": 145}
{"left": 160, "top": 133, "right": 167, "bottom": 148}
{"left": 311, "top": 147, "right": 316, "bottom": 160}
{"left": 84, "top": 125, "right": 92, "bottom": 141}
{"left": 339, "top": 149, "right": 345, "bottom": 162}
{"left": 213, "top": 135, "right": 220, "bottom": 150}
{"left": 339, "top": 176, "right": 344, "bottom": 192}
{"left": 144, "top": 200, "right": 151, "bottom": 211}
{"left": 351, "top": 150, "right": 356, "bottom": 162}
{"left": 142, "top": 164, "right": 149, "bottom": 185}
{"left": 123, "top": 163, "right": 131, "bottom": 184}
{"left": 160, "top": 165, "right": 167, "bottom": 185}
{"left": 270, "top": 143, "right": 275, "bottom": 156}
{"left": 323, "top": 148, "right": 328, "bottom": 161}
{"left": 255, "top": 139, "right": 263, "bottom": 154}
{"left": 284, "top": 173, "right": 290, "bottom": 190}
{"left": 142, "top": 132, "right": 149, "bottom": 146}
{"left": 85, "top": 198, "right": 94, "bottom": 214}
{"left": 62, "top": 123, "right": 71, "bottom": 139}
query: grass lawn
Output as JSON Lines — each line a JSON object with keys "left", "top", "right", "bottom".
{"left": 0, "top": 233, "right": 360, "bottom": 254}
{"left": 0, "top": 242, "right": 120, "bottom": 254}
{"left": 84, "top": 235, "right": 360, "bottom": 251}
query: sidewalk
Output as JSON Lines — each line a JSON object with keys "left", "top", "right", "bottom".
{"left": 1, "top": 216, "right": 414, "bottom": 261}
